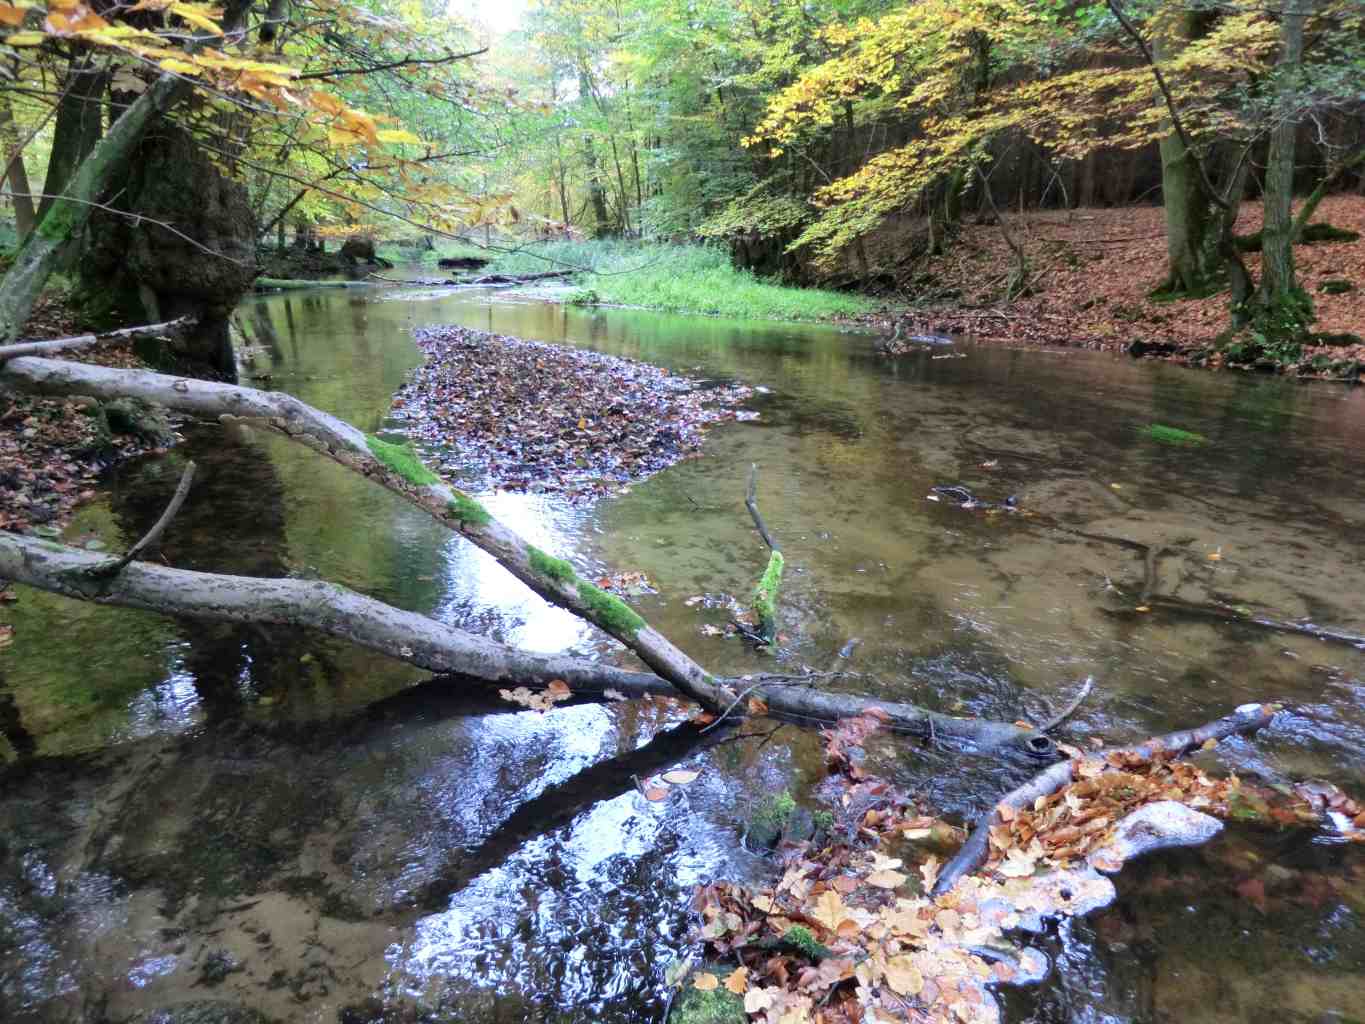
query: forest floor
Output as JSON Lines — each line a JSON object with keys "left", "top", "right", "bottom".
{"left": 2, "top": 297, "right": 165, "bottom": 535}
{"left": 855, "top": 195, "right": 1365, "bottom": 376}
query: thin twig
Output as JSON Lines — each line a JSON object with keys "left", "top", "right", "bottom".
{"left": 89, "top": 461, "right": 195, "bottom": 577}
{"left": 745, "top": 463, "right": 779, "bottom": 552}
{"left": 1039, "top": 676, "right": 1095, "bottom": 733}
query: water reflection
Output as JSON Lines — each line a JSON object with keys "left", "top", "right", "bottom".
{"left": 4, "top": 276, "right": 1365, "bottom": 1021}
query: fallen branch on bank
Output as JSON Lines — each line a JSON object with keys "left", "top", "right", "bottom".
{"left": 0, "top": 530, "right": 1055, "bottom": 755}
{"left": 458, "top": 269, "right": 574, "bottom": 285}
{"left": 931, "top": 701, "right": 1279, "bottom": 896}
{"left": 0, "top": 317, "right": 193, "bottom": 364}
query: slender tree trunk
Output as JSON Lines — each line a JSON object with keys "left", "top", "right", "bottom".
{"left": 0, "top": 95, "right": 35, "bottom": 239}
{"left": 38, "top": 57, "right": 109, "bottom": 222}
{"left": 1259, "top": 0, "right": 1309, "bottom": 308}
{"left": 1153, "top": 9, "right": 1218, "bottom": 293}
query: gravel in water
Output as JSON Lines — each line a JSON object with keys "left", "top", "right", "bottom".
{"left": 390, "top": 326, "right": 754, "bottom": 498}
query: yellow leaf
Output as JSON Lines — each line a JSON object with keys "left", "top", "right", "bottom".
{"left": 377, "top": 128, "right": 422, "bottom": 145}
{"left": 4, "top": 30, "right": 44, "bottom": 44}
{"left": 809, "top": 889, "right": 849, "bottom": 933}
{"left": 168, "top": 1, "right": 223, "bottom": 34}
{"left": 724, "top": 966, "right": 748, "bottom": 994}
{"left": 692, "top": 972, "right": 718, "bottom": 991}
{"left": 883, "top": 954, "right": 923, "bottom": 996}
{"left": 158, "top": 57, "right": 203, "bottom": 75}
{"left": 661, "top": 769, "right": 700, "bottom": 785}
{"left": 0, "top": 4, "right": 27, "bottom": 27}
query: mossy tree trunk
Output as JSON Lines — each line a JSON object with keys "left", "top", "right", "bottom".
{"left": 1258, "top": 1, "right": 1308, "bottom": 308}
{"left": 1153, "top": 7, "right": 1219, "bottom": 295}
{"left": 36, "top": 57, "right": 108, "bottom": 223}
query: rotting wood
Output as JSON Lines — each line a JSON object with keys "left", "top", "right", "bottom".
{"left": 931, "top": 701, "right": 1280, "bottom": 896}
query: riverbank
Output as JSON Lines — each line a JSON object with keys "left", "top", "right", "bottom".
{"left": 857, "top": 195, "right": 1365, "bottom": 377}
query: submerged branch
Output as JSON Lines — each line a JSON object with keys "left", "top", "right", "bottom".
{"left": 90, "top": 460, "right": 196, "bottom": 576}
{"left": 931, "top": 702, "right": 1280, "bottom": 896}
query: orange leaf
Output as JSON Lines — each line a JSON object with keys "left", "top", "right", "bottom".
{"left": 724, "top": 966, "right": 749, "bottom": 994}
{"left": 692, "top": 972, "right": 718, "bottom": 991}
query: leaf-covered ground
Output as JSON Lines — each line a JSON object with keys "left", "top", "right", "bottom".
{"left": 2, "top": 304, "right": 167, "bottom": 535}
{"left": 677, "top": 711, "right": 1365, "bottom": 1024}
{"left": 857, "top": 196, "right": 1365, "bottom": 375}
{"left": 390, "top": 326, "right": 754, "bottom": 498}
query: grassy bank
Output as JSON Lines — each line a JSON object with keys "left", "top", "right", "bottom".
{"left": 381, "top": 238, "right": 876, "bottom": 322}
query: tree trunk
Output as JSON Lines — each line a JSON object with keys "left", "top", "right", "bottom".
{"left": 1153, "top": 9, "right": 1218, "bottom": 294}
{"left": 0, "top": 95, "right": 35, "bottom": 239}
{"left": 1259, "top": 1, "right": 1308, "bottom": 307}
{"left": 37, "top": 57, "right": 108, "bottom": 223}
{"left": 0, "top": 73, "right": 193, "bottom": 342}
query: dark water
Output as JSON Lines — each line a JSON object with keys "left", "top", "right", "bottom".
{"left": 5, "top": 280, "right": 1365, "bottom": 1022}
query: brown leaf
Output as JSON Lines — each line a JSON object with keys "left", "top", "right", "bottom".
{"left": 692, "top": 972, "right": 718, "bottom": 991}
{"left": 884, "top": 954, "right": 924, "bottom": 996}
{"left": 747, "top": 696, "right": 769, "bottom": 716}
{"left": 724, "top": 966, "right": 748, "bottom": 994}
{"left": 643, "top": 784, "right": 670, "bottom": 802}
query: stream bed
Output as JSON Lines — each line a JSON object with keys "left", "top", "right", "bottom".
{"left": 5, "top": 279, "right": 1365, "bottom": 1022}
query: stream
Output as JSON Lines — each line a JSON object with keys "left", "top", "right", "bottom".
{"left": 5, "top": 279, "right": 1365, "bottom": 1023}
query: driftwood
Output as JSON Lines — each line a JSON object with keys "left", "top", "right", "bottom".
{"left": 0, "top": 317, "right": 192, "bottom": 363}
{"left": 459, "top": 269, "right": 574, "bottom": 285}
{"left": 0, "top": 531, "right": 1055, "bottom": 755}
{"left": 931, "top": 701, "right": 1280, "bottom": 896}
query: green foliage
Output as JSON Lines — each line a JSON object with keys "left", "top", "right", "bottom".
{"left": 447, "top": 493, "right": 491, "bottom": 528}
{"left": 365, "top": 435, "right": 440, "bottom": 487}
{"left": 565, "top": 288, "right": 600, "bottom": 306}
{"left": 752, "top": 549, "right": 784, "bottom": 636}
{"left": 576, "top": 580, "right": 646, "bottom": 637}
{"left": 528, "top": 545, "right": 577, "bottom": 585}
{"left": 669, "top": 984, "right": 746, "bottom": 1024}
{"left": 781, "top": 925, "right": 832, "bottom": 961}
{"left": 1141, "top": 424, "right": 1208, "bottom": 446}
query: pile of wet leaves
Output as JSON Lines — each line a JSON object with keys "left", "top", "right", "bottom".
{"left": 390, "top": 326, "right": 754, "bottom": 497}
{"left": 674, "top": 712, "right": 1365, "bottom": 1024}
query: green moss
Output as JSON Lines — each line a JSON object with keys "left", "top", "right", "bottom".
{"left": 447, "top": 493, "right": 490, "bottom": 528}
{"left": 669, "top": 984, "right": 746, "bottom": 1024}
{"left": 752, "top": 549, "right": 784, "bottom": 637}
{"left": 365, "top": 434, "right": 440, "bottom": 487}
{"left": 1141, "top": 423, "right": 1208, "bottom": 446}
{"left": 781, "top": 925, "right": 833, "bottom": 961}
{"left": 35, "top": 200, "right": 80, "bottom": 243}
{"left": 748, "top": 789, "right": 797, "bottom": 847}
{"left": 576, "top": 580, "right": 645, "bottom": 637}
{"left": 528, "top": 545, "right": 576, "bottom": 584}
{"left": 812, "top": 810, "right": 834, "bottom": 832}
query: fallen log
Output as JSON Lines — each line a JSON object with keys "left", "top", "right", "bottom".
{"left": 459, "top": 269, "right": 574, "bottom": 285}
{"left": 931, "top": 701, "right": 1280, "bottom": 895}
{"left": 0, "top": 317, "right": 192, "bottom": 364}
{"left": 0, "top": 531, "right": 1054, "bottom": 755}
{"left": 253, "top": 277, "right": 374, "bottom": 291}
{"left": 0, "top": 352, "right": 729, "bottom": 710}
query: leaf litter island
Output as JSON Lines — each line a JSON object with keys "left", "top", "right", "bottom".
{"left": 389, "top": 326, "right": 755, "bottom": 499}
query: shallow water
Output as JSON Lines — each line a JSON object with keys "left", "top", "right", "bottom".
{"left": 5, "top": 279, "right": 1365, "bottom": 1022}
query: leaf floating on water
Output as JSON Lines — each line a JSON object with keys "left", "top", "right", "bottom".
{"left": 643, "top": 783, "right": 671, "bottom": 802}
{"left": 662, "top": 769, "right": 700, "bottom": 785}
{"left": 1135, "top": 605, "right": 1151, "bottom": 613}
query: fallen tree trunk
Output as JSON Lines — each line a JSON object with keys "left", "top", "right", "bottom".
{"left": 460, "top": 270, "right": 574, "bottom": 285}
{"left": 0, "top": 351, "right": 729, "bottom": 710}
{"left": 931, "top": 701, "right": 1280, "bottom": 895}
{"left": 0, "top": 530, "right": 1053, "bottom": 754}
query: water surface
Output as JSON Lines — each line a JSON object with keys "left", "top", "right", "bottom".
{"left": 4, "top": 281, "right": 1365, "bottom": 1022}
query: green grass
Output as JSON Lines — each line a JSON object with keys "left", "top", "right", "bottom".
{"left": 483, "top": 240, "right": 876, "bottom": 322}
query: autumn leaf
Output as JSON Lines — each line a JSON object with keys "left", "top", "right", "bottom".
{"left": 692, "top": 972, "right": 718, "bottom": 991}
{"left": 662, "top": 769, "right": 700, "bottom": 785}
{"left": 884, "top": 954, "right": 924, "bottom": 996}
{"left": 809, "top": 889, "right": 850, "bottom": 933}
{"left": 744, "top": 987, "right": 776, "bottom": 1013}
{"left": 724, "top": 966, "right": 748, "bottom": 994}
{"left": 643, "top": 784, "right": 670, "bottom": 802}
{"left": 0, "top": 624, "right": 13, "bottom": 648}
